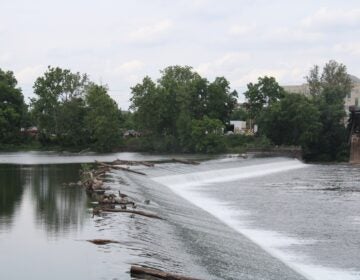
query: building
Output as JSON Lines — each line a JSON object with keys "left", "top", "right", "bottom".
{"left": 229, "top": 120, "right": 247, "bottom": 134}
{"left": 282, "top": 76, "right": 360, "bottom": 113}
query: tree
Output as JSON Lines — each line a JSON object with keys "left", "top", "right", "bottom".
{"left": 258, "top": 93, "right": 321, "bottom": 148}
{"left": 0, "top": 69, "right": 27, "bottom": 144}
{"left": 129, "top": 65, "right": 237, "bottom": 152}
{"left": 85, "top": 84, "right": 123, "bottom": 152}
{"left": 305, "top": 60, "right": 352, "bottom": 161}
{"left": 190, "top": 116, "right": 225, "bottom": 153}
{"left": 130, "top": 76, "right": 163, "bottom": 134}
{"left": 31, "top": 66, "right": 89, "bottom": 140}
{"left": 243, "top": 76, "right": 285, "bottom": 124}
{"left": 157, "top": 65, "right": 204, "bottom": 136}
{"left": 306, "top": 60, "right": 352, "bottom": 101}
{"left": 230, "top": 107, "right": 248, "bottom": 120}
{"left": 57, "top": 97, "right": 88, "bottom": 147}
{"left": 207, "top": 77, "right": 238, "bottom": 124}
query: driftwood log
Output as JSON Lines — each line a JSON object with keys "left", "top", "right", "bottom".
{"left": 111, "top": 159, "right": 154, "bottom": 167}
{"left": 99, "top": 201, "right": 135, "bottom": 206}
{"left": 130, "top": 265, "right": 201, "bottom": 280}
{"left": 172, "top": 158, "right": 200, "bottom": 165}
{"left": 96, "top": 161, "right": 146, "bottom": 175}
{"left": 139, "top": 161, "right": 155, "bottom": 167}
{"left": 87, "top": 239, "right": 120, "bottom": 245}
{"left": 102, "top": 208, "right": 163, "bottom": 219}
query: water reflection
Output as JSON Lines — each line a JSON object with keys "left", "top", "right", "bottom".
{"left": 0, "top": 164, "right": 89, "bottom": 236}
{"left": 29, "top": 164, "right": 89, "bottom": 236}
{"left": 0, "top": 165, "right": 25, "bottom": 227}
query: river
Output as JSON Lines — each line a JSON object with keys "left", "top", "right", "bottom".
{"left": 0, "top": 152, "right": 359, "bottom": 280}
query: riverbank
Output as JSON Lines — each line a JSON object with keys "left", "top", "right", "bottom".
{"left": 0, "top": 134, "right": 275, "bottom": 154}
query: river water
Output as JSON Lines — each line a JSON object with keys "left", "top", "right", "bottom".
{"left": 0, "top": 152, "right": 359, "bottom": 280}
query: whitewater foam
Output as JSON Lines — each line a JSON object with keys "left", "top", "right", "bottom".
{"left": 154, "top": 159, "right": 306, "bottom": 188}
{"left": 153, "top": 159, "right": 360, "bottom": 280}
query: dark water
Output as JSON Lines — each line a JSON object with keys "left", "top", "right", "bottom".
{"left": 1, "top": 153, "right": 360, "bottom": 280}
{"left": 0, "top": 164, "right": 100, "bottom": 279}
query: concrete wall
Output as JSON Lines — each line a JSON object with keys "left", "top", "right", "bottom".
{"left": 350, "top": 134, "right": 360, "bottom": 164}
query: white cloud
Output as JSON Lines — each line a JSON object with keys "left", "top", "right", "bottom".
{"left": 233, "top": 65, "right": 308, "bottom": 89}
{"left": 333, "top": 42, "right": 360, "bottom": 56}
{"left": 301, "top": 8, "right": 360, "bottom": 29}
{"left": 228, "top": 23, "right": 257, "bottom": 36}
{"left": 265, "top": 27, "right": 323, "bottom": 43}
{"left": 127, "top": 20, "right": 173, "bottom": 43}
{"left": 1, "top": 0, "right": 360, "bottom": 109}
{"left": 15, "top": 65, "right": 45, "bottom": 84}
{"left": 196, "top": 52, "right": 251, "bottom": 76}
{"left": 234, "top": 68, "right": 285, "bottom": 86}
{"left": 114, "top": 60, "right": 145, "bottom": 74}
{"left": 0, "top": 53, "right": 12, "bottom": 63}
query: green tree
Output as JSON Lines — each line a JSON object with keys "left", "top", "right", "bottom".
{"left": 130, "top": 65, "right": 237, "bottom": 152}
{"left": 244, "top": 76, "right": 285, "bottom": 124}
{"left": 157, "top": 65, "right": 204, "bottom": 136}
{"left": 130, "top": 76, "right": 164, "bottom": 134}
{"left": 207, "top": 77, "right": 238, "bottom": 124}
{"left": 85, "top": 84, "right": 123, "bottom": 152}
{"left": 57, "top": 97, "right": 88, "bottom": 147}
{"left": 230, "top": 107, "right": 248, "bottom": 120}
{"left": 258, "top": 93, "right": 321, "bottom": 149}
{"left": 190, "top": 116, "right": 225, "bottom": 153}
{"left": 0, "top": 69, "right": 27, "bottom": 144}
{"left": 305, "top": 60, "right": 352, "bottom": 161}
{"left": 31, "top": 66, "right": 89, "bottom": 141}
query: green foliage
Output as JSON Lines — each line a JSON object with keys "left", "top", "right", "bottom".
{"left": 31, "top": 66, "right": 89, "bottom": 142}
{"left": 57, "top": 97, "right": 89, "bottom": 147}
{"left": 224, "top": 134, "right": 272, "bottom": 153}
{"left": 307, "top": 60, "right": 352, "bottom": 100}
{"left": 244, "top": 76, "right": 285, "bottom": 122}
{"left": 29, "top": 66, "right": 123, "bottom": 152}
{"left": 230, "top": 107, "right": 248, "bottom": 120}
{"left": 85, "top": 84, "right": 123, "bottom": 152}
{"left": 304, "top": 60, "right": 352, "bottom": 161}
{"left": 190, "top": 116, "right": 225, "bottom": 153}
{"left": 257, "top": 60, "right": 351, "bottom": 162}
{"left": 130, "top": 65, "right": 236, "bottom": 152}
{"left": 122, "top": 111, "right": 135, "bottom": 130}
{"left": 258, "top": 93, "right": 321, "bottom": 147}
{"left": 207, "top": 77, "right": 238, "bottom": 123}
{"left": 0, "top": 69, "right": 27, "bottom": 144}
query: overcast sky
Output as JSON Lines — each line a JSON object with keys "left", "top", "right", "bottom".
{"left": 1, "top": 0, "right": 360, "bottom": 109}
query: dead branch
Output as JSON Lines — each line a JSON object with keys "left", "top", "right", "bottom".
{"left": 102, "top": 208, "right": 163, "bottom": 219}
{"left": 172, "top": 158, "right": 200, "bottom": 165}
{"left": 111, "top": 159, "right": 154, "bottom": 167}
{"left": 96, "top": 161, "right": 146, "bottom": 175}
{"left": 130, "top": 265, "right": 201, "bottom": 280}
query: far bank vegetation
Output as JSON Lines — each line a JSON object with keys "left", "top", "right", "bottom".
{"left": 0, "top": 60, "right": 353, "bottom": 161}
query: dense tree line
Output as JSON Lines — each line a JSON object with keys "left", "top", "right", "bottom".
{"left": 0, "top": 61, "right": 354, "bottom": 161}
{"left": 130, "top": 66, "right": 237, "bottom": 152}
{"left": 0, "top": 66, "right": 122, "bottom": 152}
{"left": 252, "top": 60, "right": 351, "bottom": 161}
{"left": 0, "top": 69, "right": 28, "bottom": 144}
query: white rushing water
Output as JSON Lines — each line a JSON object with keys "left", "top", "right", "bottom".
{"left": 153, "top": 159, "right": 360, "bottom": 280}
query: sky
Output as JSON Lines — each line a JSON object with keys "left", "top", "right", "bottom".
{"left": 1, "top": 0, "right": 360, "bottom": 109}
